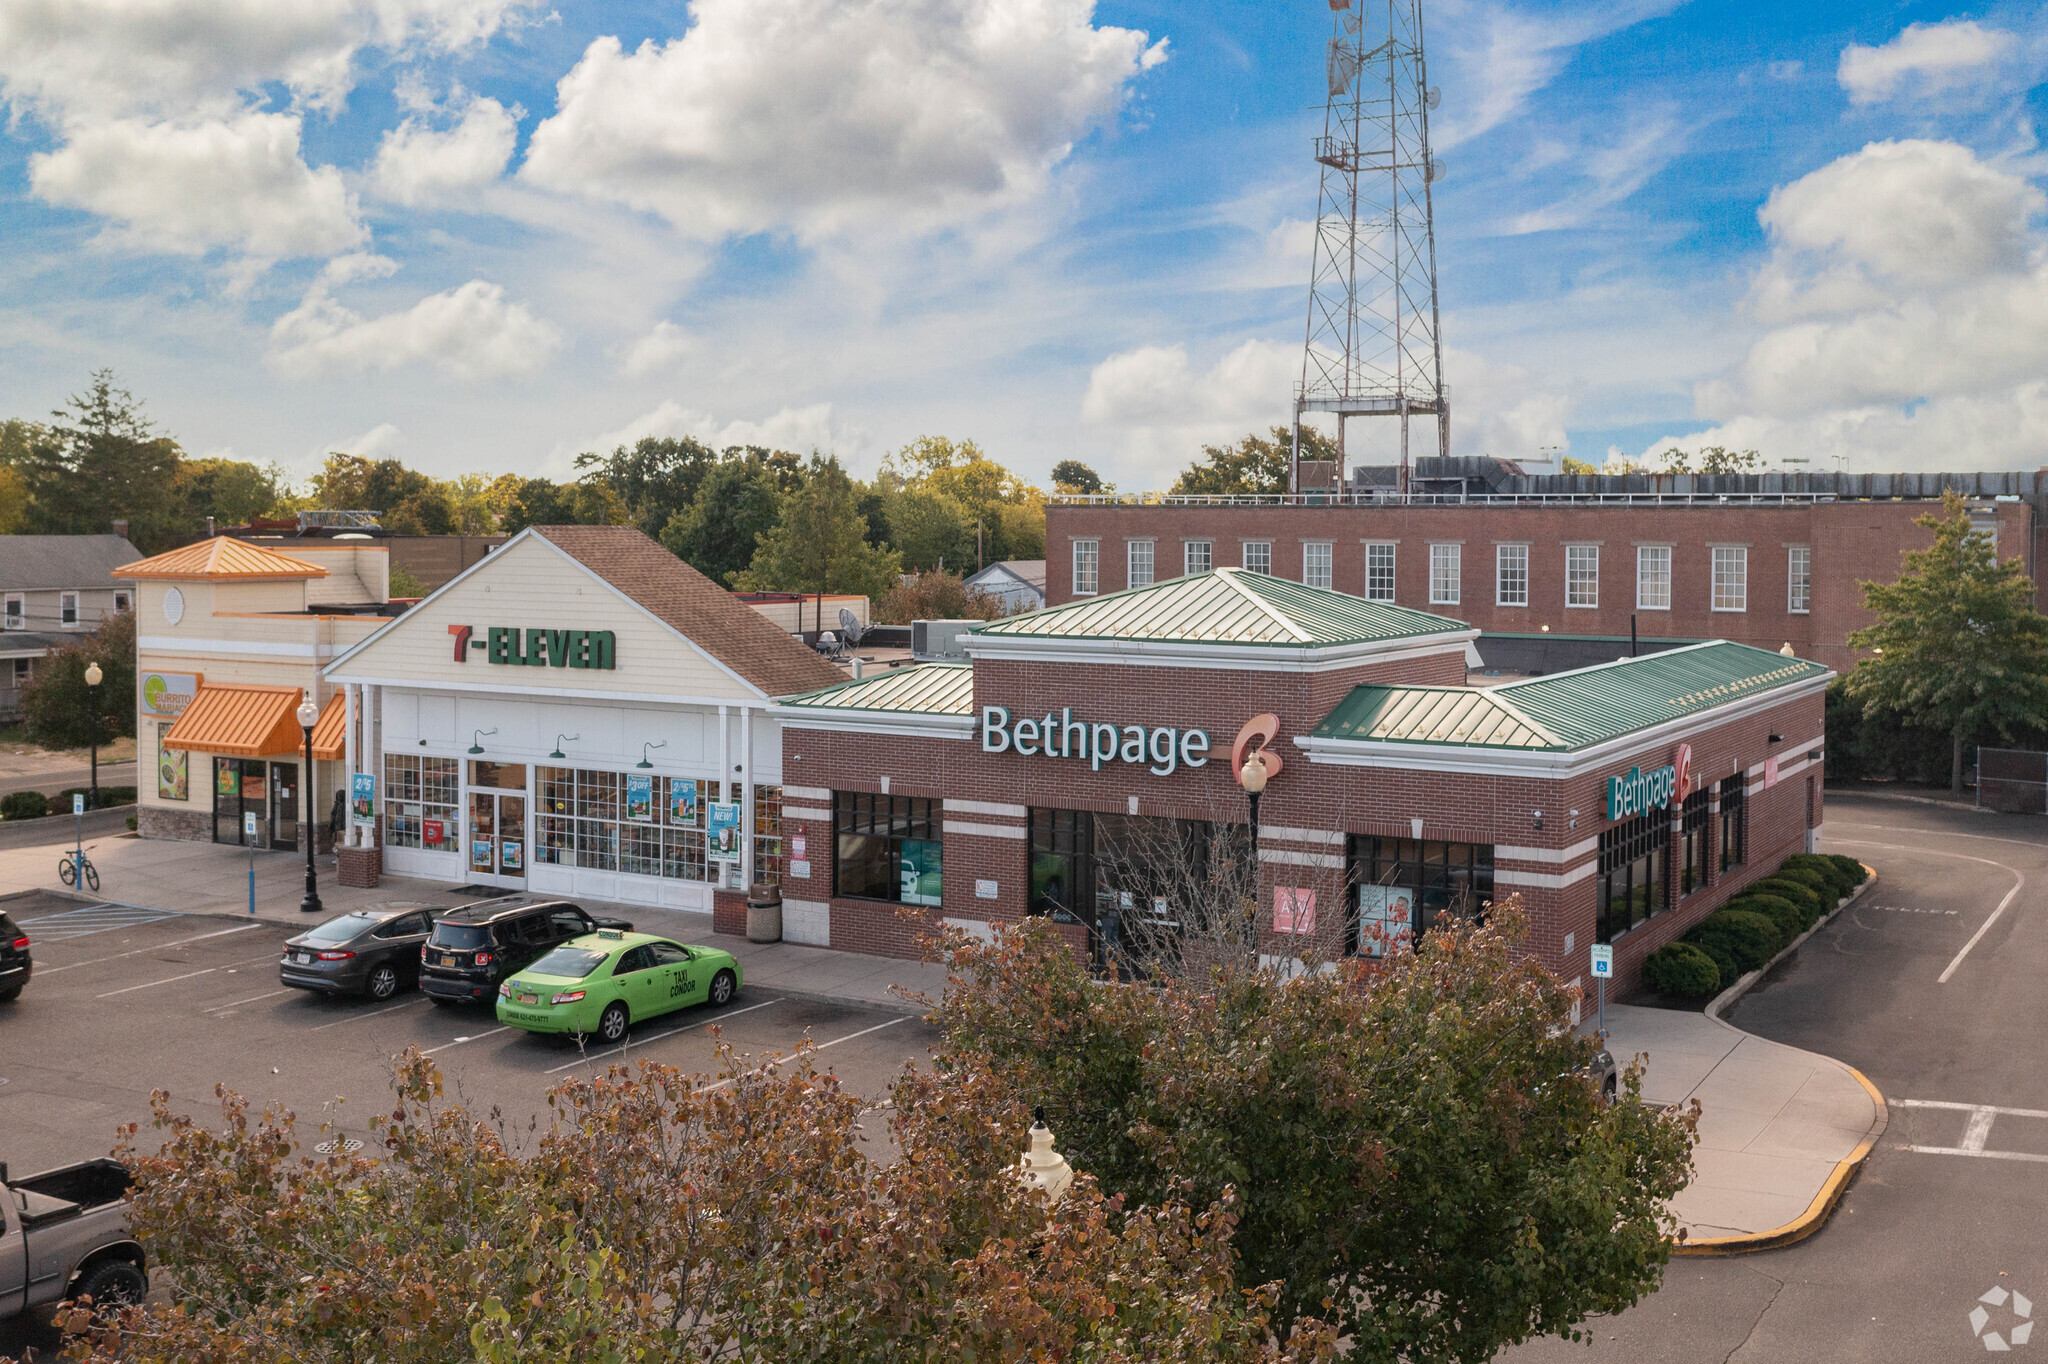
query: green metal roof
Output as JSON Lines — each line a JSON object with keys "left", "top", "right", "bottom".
{"left": 1313, "top": 641, "right": 1829, "bottom": 751}
{"left": 779, "top": 662, "right": 974, "bottom": 715}
{"left": 971, "top": 568, "right": 1469, "bottom": 647}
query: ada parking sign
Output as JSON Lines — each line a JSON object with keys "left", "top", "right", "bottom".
{"left": 1589, "top": 944, "right": 1614, "bottom": 979}
{"left": 243, "top": 810, "right": 259, "bottom": 841}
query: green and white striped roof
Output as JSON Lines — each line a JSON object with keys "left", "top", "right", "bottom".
{"left": 1312, "top": 640, "right": 1830, "bottom": 751}
{"left": 778, "top": 661, "right": 975, "bottom": 715}
{"left": 970, "top": 568, "right": 1469, "bottom": 647}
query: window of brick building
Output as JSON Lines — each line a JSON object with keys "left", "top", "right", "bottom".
{"left": 1712, "top": 546, "right": 1747, "bottom": 612}
{"left": 1429, "top": 543, "right": 1460, "bottom": 605}
{"left": 1346, "top": 837, "right": 1493, "bottom": 956}
{"left": 1364, "top": 543, "right": 1396, "bottom": 601}
{"left": 1636, "top": 545, "right": 1671, "bottom": 611}
{"left": 834, "top": 792, "right": 941, "bottom": 905}
{"left": 1302, "top": 541, "right": 1333, "bottom": 589}
{"left": 1242, "top": 540, "right": 1272, "bottom": 575}
{"left": 1597, "top": 812, "right": 1666, "bottom": 942}
{"left": 1127, "top": 539, "right": 1155, "bottom": 588}
{"left": 1680, "top": 788, "right": 1709, "bottom": 895}
{"left": 1073, "top": 539, "right": 1099, "bottom": 595}
{"left": 1495, "top": 544, "right": 1529, "bottom": 607}
{"left": 1566, "top": 544, "right": 1599, "bottom": 608}
{"left": 1184, "top": 540, "right": 1213, "bottom": 576}
{"left": 1787, "top": 545, "right": 1811, "bottom": 614}
{"left": 1719, "top": 776, "right": 1747, "bottom": 871}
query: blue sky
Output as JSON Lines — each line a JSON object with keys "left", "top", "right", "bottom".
{"left": 1, "top": 0, "right": 2044, "bottom": 491}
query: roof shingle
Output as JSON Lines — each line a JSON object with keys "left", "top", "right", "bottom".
{"left": 116, "top": 538, "right": 328, "bottom": 581}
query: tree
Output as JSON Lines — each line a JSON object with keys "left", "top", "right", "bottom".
{"left": 1655, "top": 445, "right": 1761, "bottom": 475}
{"left": 935, "top": 900, "right": 1698, "bottom": 1363}
{"left": 882, "top": 485, "right": 978, "bottom": 572}
{"left": 20, "top": 609, "right": 136, "bottom": 751}
{"left": 886, "top": 435, "right": 1046, "bottom": 565}
{"left": 875, "top": 569, "right": 1007, "bottom": 624}
{"left": 172, "top": 457, "right": 293, "bottom": 528}
{"left": 1560, "top": 455, "right": 1598, "bottom": 475}
{"left": 15, "top": 371, "right": 187, "bottom": 553}
{"left": 574, "top": 436, "right": 731, "bottom": 540}
{"left": 1051, "top": 459, "right": 1104, "bottom": 494}
{"left": 495, "top": 478, "right": 632, "bottom": 536}
{"left": 66, "top": 1046, "right": 1334, "bottom": 1363}
{"left": 309, "top": 454, "right": 455, "bottom": 534}
{"left": 1171, "top": 426, "right": 1338, "bottom": 496}
{"left": 1846, "top": 491, "right": 2048, "bottom": 793}
{"left": 659, "top": 457, "right": 788, "bottom": 585}
{"left": 739, "top": 455, "right": 902, "bottom": 599}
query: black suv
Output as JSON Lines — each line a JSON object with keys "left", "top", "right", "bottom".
{"left": 419, "top": 898, "right": 632, "bottom": 1005}
{"left": 0, "top": 909, "right": 29, "bottom": 1002}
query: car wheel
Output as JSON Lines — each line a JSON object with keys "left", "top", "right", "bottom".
{"left": 597, "top": 1001, "right": 629, "bottom": 1043}
{"left": 364, "top": 964, "right": 401, "bottom": 1001}
{"left": 0, "top": 986, "right": 20, "bottom": 1003}
{"left": 1603, "top": 1074, "right": 1618, "bottom": 1105}
{"left": 708, "top": 969, "right": 736, "bottom": 1007}
{"left": 72, "top": 1259, "right": 147, "bottom": 1314}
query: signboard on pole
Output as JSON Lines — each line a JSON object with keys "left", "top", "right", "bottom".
{"left": 72, "top": 793, "right": 85, "bottom": 815}
{"left": 1589, "top": 944, "right": 1614, "bottom": 979}
{"left": 243, "top": 811, "right": 259, "bottom": 841}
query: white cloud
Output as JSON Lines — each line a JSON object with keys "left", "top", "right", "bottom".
{"left": 1079, "top": 338, "right": 1297, "bottom": 481}
{"left": 333, "top": 422, "right": 403, "bottom": 459}
{"left": 269, "top": 274, "right": 560, "bottom": 380}
{"left": 577, "top": 400, "right": 859, "bottom": 459}
{"left": 521, "top": 0, "right": 1163, "bottom": 239}
{"left": 28, "top": 113, "right": 366, "bottom": 257}
{"left": 1430, "top": 0, "right": 1681, "bottom": 150}
{"left": 618, "top": 321, "right": 697, "bottom": 377}
{"left": 372, "top": 93, "right": 519, "bottom": 205}
{"left": 1656, "top": 139, "right": 2048, "bottom": 470}
{"left": 1440, "top": 348, "right": 1573, "bottom": 462}
{"left": 1838, "top": 19, "right": 2011, "bottom": 106}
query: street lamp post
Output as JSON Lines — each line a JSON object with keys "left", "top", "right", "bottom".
{"left": 83, "top": 661, "right": 103, "bottom": 811}
{"left": 1238, "top": 751, "right": 1269, "bottom": 947}
{"left": 297, "top": 692, "right": 323, "bottom": 915}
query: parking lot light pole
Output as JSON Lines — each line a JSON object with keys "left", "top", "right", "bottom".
{"left": 297, "top": 692, "right": 323, "bottom": 916}
{"left": 83, "top": 660, "right": 102, "bottom": 810}
{"left": 1238, "top": 752, "right": 1268, "bottom": 946}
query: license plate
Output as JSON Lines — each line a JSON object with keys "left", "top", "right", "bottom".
{"left": 294, "top": 952, "right": 314, "bottom": 965}
{"left": 517, "top": 993, "right": 538, "bottom": 1006}
{"left": 440, "top": 954, "right": 458, "bottom": 966}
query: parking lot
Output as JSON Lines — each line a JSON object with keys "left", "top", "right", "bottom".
{"left": 0, "top": 890, "right": 940, "bottom": 1177}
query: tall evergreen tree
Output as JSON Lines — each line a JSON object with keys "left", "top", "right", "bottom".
{"left": 18, "top": 371, "right": 186, "bottom": 552}
{"left": 1847, "top": 491, "right": 2048, "bottom": 793}
{"left": 739, "top": 455, "right": 902, "bottom": 601}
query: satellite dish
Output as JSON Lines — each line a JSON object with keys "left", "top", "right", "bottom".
{"left": 1426, "top": 157, "right": 1446, "bottom": 183}
{"left": 1327, "top": 39, "right": 1360, "bottom": 96}
{"left": 838, "top": 608, "right": 865, "bottom": 647}
{"left": 1426, "top": 86, "right": 1441, "bottom": 110}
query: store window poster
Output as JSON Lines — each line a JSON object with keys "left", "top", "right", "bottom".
{"left": 350, "top": 772, "right": 377, "bottom": 825}
{"left": 1273, "top": 887, "right": 1316, "bottom": 935}
{"left": 423, "top": 819, "right": 445, "bottom": 848}
{"left": 217, "top": 764, "right": 238, "bottom": 799}
{"left": 157, "top": 721, "right": 187, "bottom": 801}
{"left": 625, "top": 773, "right": 654, "bottom": 823}
{"left": 707, "top": 802, "right": 742, "bottom": 862}
{"left": 472, "top": 837, "right": 493, "bottom": 870}
{"left": 669, "top": 779, "right": 697, "bottom": 824}
{"left": 1356, "top": 885, "right": 1413, "bottom": 957}
{"left": 500, "top": 839, "right": 523, "bottom": 871}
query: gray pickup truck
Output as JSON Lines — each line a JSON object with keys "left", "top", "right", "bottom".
{"left": 0, "top": 1159, "right": 148, "bottom": 1321}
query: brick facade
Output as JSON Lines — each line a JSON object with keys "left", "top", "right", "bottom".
{"left": 779, "top": 638, "right": 1825, "bottom": 995}
{"left": 1045, "top": 500, "right": 2037, "bottom": 673}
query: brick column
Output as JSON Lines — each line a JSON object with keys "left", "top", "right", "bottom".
{"left": 1705, "top": 793, "right": 1722, "bottom": 889}
{"left": 1665, "top": 801, "right": 1685, "bottom": 914}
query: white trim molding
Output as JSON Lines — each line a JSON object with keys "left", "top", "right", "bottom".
{"left": 944, "top": 798, "right": 1027, "bottom": 817}
{"left": 943, "top": 820, "right": 1028, "bottom": 840}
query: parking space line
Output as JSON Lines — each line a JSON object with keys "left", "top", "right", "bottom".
{"left": 202, "top": 988, "right": 295, "bottom": 1013}
{"left": 423, "top": 1026, "right": 510, "bottom": 1055}
{"left": 39, "top": 923, "right": 266, "bottom": 975}
{"left": 696, "top": 1015, "right": 911, "bottom": 1095}
{"left": 308, "top": 998, "right": 431, "bottom": 1030}
{"left": 94, "top": 952, "right": 286, "bottom": 998}
{"left": 1832, "top": 838, "right": 2025, "bottom": 982}
{"left": 1895, "top": 1098, "right": 2048, "bottom": 1163}
{"left": 543, "top": 997, "right": 784, "bottom": 1074}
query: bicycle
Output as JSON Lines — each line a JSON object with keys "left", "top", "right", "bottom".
{"left": 59, "top": 846, "right": 100, "bottom": 894}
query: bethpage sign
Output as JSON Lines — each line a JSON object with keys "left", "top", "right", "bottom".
{"left": 981, "top": 706, "right": 1211, "bottom": 776}
{"left": 1606, "top": 764, "right": 1678, "bottom": 820}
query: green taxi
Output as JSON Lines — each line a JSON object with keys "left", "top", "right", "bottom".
{"left": 494, "top": 930, "right": 742, "bottom": 1043}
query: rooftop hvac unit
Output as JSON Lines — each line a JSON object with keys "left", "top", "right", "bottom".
{"left": 912, "top": 619, "right": 982, "bottom": 661}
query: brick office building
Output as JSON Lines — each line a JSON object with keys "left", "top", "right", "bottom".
{"left": 762, "top": 568, "right": 1829, "bottom": 995}
{"left": 1043, "top": 467, "right": 2048, "bottom": 673}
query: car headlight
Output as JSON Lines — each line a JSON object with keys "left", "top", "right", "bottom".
{"left": 551, "top": 990, "right": 586, "bottom": 1005}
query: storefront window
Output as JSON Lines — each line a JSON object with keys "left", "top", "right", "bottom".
{"left": 1032, "top": 809, "right": 1253, "bottom": 966}
{"left": 753, "top": 785, "right": 784, "bottom": 886}
{"left": 1597, "top": 813, "right": 1666, "bottom": 942}
{"left": 834, "top": 792, "right": 941, "bottom": 904}
{"left": 1346, "top": 838, "right": 1494, "bottom": 955}
{"left": 533, "top": 766, "right": 732, "bottom": 883}
{"left": 383, "top": 754, "right": 459, "bottom": 853}
{"left": 1679, "top": 788, "right": 1709, "bottom": 895}
{"left": 1719, "top": 776, "right": 1747, "bottom": 871}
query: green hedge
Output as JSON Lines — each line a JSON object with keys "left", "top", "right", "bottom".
{"left": 1774, "top": 864, "right": 1841, "bottom": 901}
{"left": 1685, "top": 909, "right": 1783, "bottom": 977}
{"left": 1825, "top": 853, "right": 1868, "bottom": 886}
{"left": 1643, "top": 941, "right": 1722, "bottom": 997}
{"left": 0, "top": 790, "right": 47, "bottom": 821}
{"left": 1729, "top": 892, "right": 1808, "bottom": 943}
{"left": 1751, "top": 877, "right": 1825, "bottom": 919}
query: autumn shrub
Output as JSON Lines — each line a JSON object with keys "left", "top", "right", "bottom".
{"left": 1642, "top": 942, "right": 1722, "bottom": 998}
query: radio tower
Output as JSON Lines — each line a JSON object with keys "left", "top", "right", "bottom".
{"left": 1292, "top": 0, "right": 1447, "bottom": 495}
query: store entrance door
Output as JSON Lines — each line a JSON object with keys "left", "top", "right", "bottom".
{"left": 213, "top": 758, "right": 268, "bottom": 847}
{"left": 270, "top": 762, "right": 300, "bottom": 852}
{"left": 466, "top": 760, "right": 529, "bottom": 888}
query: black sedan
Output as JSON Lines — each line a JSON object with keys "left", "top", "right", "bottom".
{"left": 0, "top": 908, "right": 30, "bottom": 1002}
{"left": 280, "top": 907, "right": 437, "bottom": 1001}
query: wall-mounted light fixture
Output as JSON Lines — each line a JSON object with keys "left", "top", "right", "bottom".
{"left": 1568, "top": 808, "right": 1579, "bottom": 830}
{"left": 638, "top": 740, "right": 667, "bottom": 770}
{"left": 468, "top": 728, "right": 497, "bottom": 755}
{"left": 1768, "top": 733, "right": 1784, "bottom": 744}
{"left": 550, "top": 733, "right": 580, "bottom": 760}
{"left": 1532, "top": 810, "right": 1544, "bottom": 830}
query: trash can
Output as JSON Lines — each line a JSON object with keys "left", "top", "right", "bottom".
{"left": 746, "top": 883, "right": 783, "bottom": 944}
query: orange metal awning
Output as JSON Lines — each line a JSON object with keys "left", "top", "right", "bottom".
{"left": 163, "top": 684, "right": 307, "bottom": 758}
{"left": 309, "top": 692, "right": 346, "bottom": 761}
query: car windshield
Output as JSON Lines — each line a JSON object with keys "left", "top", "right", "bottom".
{"left": 525, "top": 946, "right": 610, "bottom": 980}
{"left": 303, "top": 912, "right": 377, "bottom": 946}
{"left": 428, "top": 923, "right": 492, "bottom": 950}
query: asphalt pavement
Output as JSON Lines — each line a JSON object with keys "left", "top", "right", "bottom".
{"left": 1505, "top": 791, "right": 2048, "bottom": 1362}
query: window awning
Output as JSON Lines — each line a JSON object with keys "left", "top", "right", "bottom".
{"left": 309, "top": 692, "right": 345, "bottom": 761}
{"left": 162, "top": 684, "right": 307, "bottom": 758}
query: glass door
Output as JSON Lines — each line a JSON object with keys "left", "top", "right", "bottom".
{"left": 213, "top": 758, "right": 268, "bottom": 847}
{"left": 466, "top": 761, "right": 529, "bottom": 886}
{"left": 270, "top": 762, "right": 299, "bottom": 851}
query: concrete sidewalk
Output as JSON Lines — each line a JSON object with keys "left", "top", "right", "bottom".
{"left": 0, "top": 826, "right": 947, "bottom": 1016}
{"left": 1603, "top": 1002, "right": 1885, "bottom": 1252}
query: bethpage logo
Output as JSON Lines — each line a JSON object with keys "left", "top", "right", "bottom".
{"left": 1970, "top": 1284, "right": 2033, "bottom": 1351}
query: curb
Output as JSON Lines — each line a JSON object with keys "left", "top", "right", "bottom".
{"left": 1669, "top": 863, "right": 1888, "bottom": 1257}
